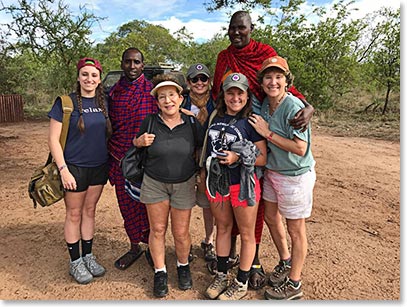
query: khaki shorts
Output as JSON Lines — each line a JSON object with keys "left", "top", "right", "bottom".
{"left": 196, "top": 190, "right": 210, "bottom": 208}
{"left": 195, "top": 168, "right": 210, "bottom": 208}
{"left": 262, "top": 167, "right": 316, "bottom": 219}
{"left": 140, "top": 174, "right": 196, "bottom": 210}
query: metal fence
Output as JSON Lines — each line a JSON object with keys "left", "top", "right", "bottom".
{"left": 0, "top": 95, "right": 24, "bottom": 123}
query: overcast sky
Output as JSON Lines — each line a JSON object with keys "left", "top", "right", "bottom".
{"left": 0, "top": 0, "right": 401, "bottom": 43}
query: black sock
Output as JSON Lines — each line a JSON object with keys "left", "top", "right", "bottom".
{"left": 217, "top": 256, "right": 229, "bottom": 274}
{"left": 251, "top": 244, "right": 260, "bottom": 266}
{"left": 237, "top": 268, "right": 250, "bottom": 284}
{"left": 67, "top": 240, "right": 80, "bottom": 261}
{"left": 81, "top": 238, "right": 93, "bottom": 256}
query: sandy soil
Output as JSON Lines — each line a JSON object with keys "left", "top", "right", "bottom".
{"left": 0, "top": 120, "right": 400, "bottom": 301}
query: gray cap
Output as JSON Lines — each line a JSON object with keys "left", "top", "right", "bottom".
{"left": 187, "top": 63, "right": 210, "bottom": 79}
{"left": 222, "top": 73, "right": 249, "bottom": 92}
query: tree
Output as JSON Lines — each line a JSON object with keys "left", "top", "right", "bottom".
{"left": 0, "top": 0, "right": 104, "bottom": 93}
{"left": 363, "top": 8, "right": 400, "bottom": 115}
{"left": 94, "top": 20, "right": 189, "bottom": 72}
{"left": 205, "top": 0, "right": 367, "bottom": 109}
{"left": 204, "top": 0, "right": 272, "bottom": 11}
{"left": 182, "top": 33, "right": 229, "bottom": 75}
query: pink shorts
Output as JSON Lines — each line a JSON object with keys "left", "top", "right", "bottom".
{"left": 206, "top": 177, "right": 261, "bottom": 208}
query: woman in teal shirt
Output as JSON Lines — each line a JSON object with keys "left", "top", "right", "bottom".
{"left": 249, "top": 56, "right": 316, "bottom": 300}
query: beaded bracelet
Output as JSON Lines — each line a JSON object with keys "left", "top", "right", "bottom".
{"left": 267, "top": 131, "right": 274, "bottom": 142}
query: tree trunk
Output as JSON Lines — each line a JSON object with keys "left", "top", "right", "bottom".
{"left": 382, "top": 82, "right": 391, "bottom": 115}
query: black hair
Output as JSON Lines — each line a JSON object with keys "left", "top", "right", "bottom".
{"left": 121, "top": 47, "right": 144, "bottom": 62}
{"left": 230, "top": 10, "right": 253, "bottom": 29}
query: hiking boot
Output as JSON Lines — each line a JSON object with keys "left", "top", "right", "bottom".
{"left": 177, "top": 264, "right": 193, "bottom": 290}
{"left": 268, "top": 259, "right": 291, "bottom": 287}
{"left": 206, "top": 156, "right": 219, "bottom": 198}
{"left": 217, "top": 162, "right": 230, "bottom": 196}
{"left": 69, "top": 258, "right": 93, "bottom": 284}
{"left": 264, "top": 277, "right": 303, "bottom": 300}
{"left": 218, "top": 278, "right": 248, "bottom": 300}
{"left": 205, "top": 272, "right": 229, "bottom": 299}
{"left": 82, "top": 253, "right": 106, "bottom": 277}
{"left": 201, "top": 241, "right": 216, "bottom": 262}
{"left": 153, "top": 271, "right": 168, "bottom": 298}
{"left": 206, "top": 157, "right": 230, "bottom": 198}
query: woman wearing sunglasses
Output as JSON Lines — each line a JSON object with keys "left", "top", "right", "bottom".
{"left": 181, "top": 63, "right": 217, "bottom": 264}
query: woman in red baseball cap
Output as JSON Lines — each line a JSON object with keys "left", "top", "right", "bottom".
{"left": 48, "top": 57, "right": 112, "bottom": 284}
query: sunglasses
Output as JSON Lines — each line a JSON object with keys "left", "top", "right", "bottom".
{"left": 190, "top": 75, "right": 209, "bottom": 83}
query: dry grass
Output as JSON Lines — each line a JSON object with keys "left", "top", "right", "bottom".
{"left": 313, "top": 91, "right": 400, "bottom": 142}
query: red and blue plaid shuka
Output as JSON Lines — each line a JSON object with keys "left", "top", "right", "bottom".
{"left": 108, "top": 74, "right": 158, "bottom": 245}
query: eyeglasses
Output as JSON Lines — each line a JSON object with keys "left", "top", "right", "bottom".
{"left": 190, "top": 75, "right": 209, "bottom": 83}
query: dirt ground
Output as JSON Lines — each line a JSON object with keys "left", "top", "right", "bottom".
{"left": 0, "top": 120, "right": 400, "bottom": 301}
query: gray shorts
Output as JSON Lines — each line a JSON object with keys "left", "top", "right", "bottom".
{"left": 196, "top": 190, "right": 210, "bottom": 208}
{"left": 140, "top": 174, "right": 196, "bottom": 210}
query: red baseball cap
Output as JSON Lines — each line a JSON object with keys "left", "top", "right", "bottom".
{"left": 76, "top": 57, "right": 103, "bottom": 73}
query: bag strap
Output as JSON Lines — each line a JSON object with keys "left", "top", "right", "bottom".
{"left": 45, "top": 95, "right": 73, "bottom": 166}
{"left": 184, "top": 114, "right": 198, "bottom": 148}
{"left": 141, "top": 114, "right": 155, "bottom": 165}
{"left": 198, "top": 109, "right": 218, "bottom": 168}
{"left": 146, "top": 113, "right": 154, "bottom": 134}
{"left": 59, "top": 95, "right": 74, "bottom": 150}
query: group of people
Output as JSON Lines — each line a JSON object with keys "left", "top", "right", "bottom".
{"left": 47, "top": 10, "right": 316, "bottom": 300}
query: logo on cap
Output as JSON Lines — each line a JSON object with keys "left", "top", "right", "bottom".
{"left": 196, "top": 64, "right": 203, "bottom": 70}
{"left": 231, "top": 74, "right": 240, "bottom": 81}
{"left": 271, "top": 58, "right": 278, "bottom": 63}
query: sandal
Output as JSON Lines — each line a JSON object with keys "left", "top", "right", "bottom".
{"left": 248, "top": 265, "right": 267, "bottom": 290}
{"left": 114, "top": 246, "right": 144, "bottom": 270}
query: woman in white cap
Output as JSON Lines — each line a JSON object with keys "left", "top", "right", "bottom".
{"left": 249, "top": 56, "right": 316, "bottom": 300}
{"left": 204, "top": 72, "right": 267, "bottom": 300}
{"left": 133, "top": 74, "right": 204, "bottom": 298}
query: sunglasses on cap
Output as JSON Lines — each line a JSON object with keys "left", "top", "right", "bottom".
{"left": 190, "top": 75, "right": 209, "bottom": 83}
